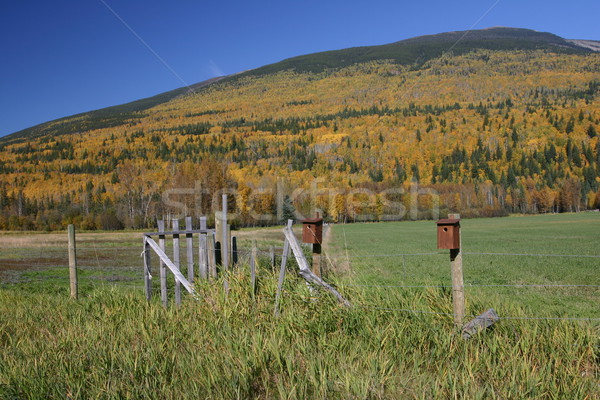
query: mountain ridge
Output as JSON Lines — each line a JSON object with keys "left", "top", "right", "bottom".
{"left": 2, "top": 27, "right": 597, "bottom": 143}
{"left": 233, "top": 27, "right": 594, "bottom": 77}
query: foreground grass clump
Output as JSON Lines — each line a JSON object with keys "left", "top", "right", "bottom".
{"left": 0, "top": 272, "right": 598, "bottom": 399}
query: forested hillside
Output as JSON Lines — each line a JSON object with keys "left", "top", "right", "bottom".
{"left": 1, "top": 28, "right": 599, "bottom": 230}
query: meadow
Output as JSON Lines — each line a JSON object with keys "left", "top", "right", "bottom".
{"left": 0, "top": 213, "right": 598, "bottom": 398}
{"left": 329, "top": 212, "right": 600, "bottom": 319}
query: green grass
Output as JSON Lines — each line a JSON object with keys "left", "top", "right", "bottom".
{"left": 328, "top": 213, "right": 600, "bottom": 319}
{"left": 1, "top": 274, "right": 598, "bottom": 399}
{"left": 0, "top": 213, "right": 599, "bottom": 398}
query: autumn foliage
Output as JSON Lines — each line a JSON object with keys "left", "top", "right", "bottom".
{"left": 1, "top": 49, "right": 599, "bottom": 230}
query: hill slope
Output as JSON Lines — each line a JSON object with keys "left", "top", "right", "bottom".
{"left": 242, "top": 27, "right": 592, "bottom": 76}
{"left": 2, "top": 27, "right": 595, "bottom": 145}
{"left": 1, "top": 76, "right": 227, "bottom": 145}
{"left": 0, "top": 27, "right": 599, "bottom": 230}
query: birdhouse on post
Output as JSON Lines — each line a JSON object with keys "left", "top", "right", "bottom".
{"left": 302, "top": 218, "right": 323, "bottom": 245}
{"left": 302, "top": 217, "right": 323, "bottom": 277}
{"left": 436, "top": 218, "right": 460, "bottom": 250}
{"left": 436, "top": 215, "right": 465, "bottom": 327}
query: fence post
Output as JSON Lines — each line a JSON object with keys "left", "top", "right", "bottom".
{"left": 450, "top": 248, "right": 465, "bottom": 326}
{"left": 207, "top": 231, "right": 217, "bottom": 279}
{"left": 199, "top": 216, "right": 208, "bottom": 280}
{"left": 283, "top": 224, "right": 351, "bottom": 307}
{"left": 449, "top": 213, "right": 465, "bottom": 327}
{"left": 144, "top": 236, "right": 152, "bottom": 301}
{"left": 173, "top": 219, "right": 182, "bottom": 306}
{"left": 221, "top": 194, "right": 229, "bottom": 270}
{"left": 312, "top": 243, "right": 322, "bottom": 278}
{"left": 186, "top": 216, "right": 194, "bottom": 283}
{"left": 221, "top": 194, "right": 230, "bottom": 293}
{"left": 68, "top": 224, "right": 78, "bottom": 300}
{"left": 232, "top": 236, "right": 238, "bottom": 266}
{"left": 274, "top": 219, "right": 293, "bottom": 316}
{"left": 215, "top": 211, "right": 223, "bottom": 263}
{"left": 158, "top": 219, "right": 168, "bottom": 307}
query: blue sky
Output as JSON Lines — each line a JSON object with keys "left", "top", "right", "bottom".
{"left": 1, "top": 0, "right": 598, "bottom": 137}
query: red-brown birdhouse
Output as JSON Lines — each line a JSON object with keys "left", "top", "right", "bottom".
{"left": 436, "top": 218, "right": 460, "bottom": 249}
{"left": 302, "top": 218, "right": 323, "bottom": 244}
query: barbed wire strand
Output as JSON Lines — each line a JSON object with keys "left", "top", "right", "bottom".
{"left": 327, "top": 251, "right": 600, "bottom": 259}
{"left": 464, "top": 252, "right": 600, "bottom": 258}
{"left": 341, "top": 283, "right": 600, "bottom": 289}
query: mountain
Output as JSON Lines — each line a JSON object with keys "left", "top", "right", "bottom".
{"left": 240, "top": 27, "right": 593, "bottom": 76}
{"left": 2, "top": 27, "right": 595, "bottom": 145}
{"left": 1, "top": 27, "right": 599, "bottom": 230}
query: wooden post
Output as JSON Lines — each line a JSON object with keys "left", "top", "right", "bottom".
{"left": 221, "top": 194, "right": 229, "bottom": 270}
{"left": 215, "top": 211, "right": 223, "bottom": 263}
{"left": 274, "top": 219, "right": 293, "bottom": 317}
{"left": 198, "top": 216, "right": 208, "bottom": 280}
{"left": 450, "top": 248, "right": 465, "bottom": 326}
{"left": 145, "top": 237, "right": 198, "bottom": 298}
{"left": 173, "top": 219, "right": 182, "bottom": 306}
{"left": 68, "top": 224, "right": 78, "bottom": 300}
{"left": 312, "top": 243, "right": 322, "bottom": 278}
{"left": 462, "top": 308, "right": 499, "bottom": 339}
{"left": 227, "top": 224, "right": 232, "bottom": 267}
{"left": 448, "top": 213, "right": 465, "bottom": 327}
{"left": 250, "top": 240, "right": 257, "bottom": 299}
{"left": 158, "top": 219, "right": 168, "bottom": 307}
{"left": 185, "top": 216, "right": 194, "bottom": 283}
{"left": 144, "top": 236, "right": 152, "bottom": 301}
{"left": 207, "top": 231, "right": 217, "bottom": 279}
{"left": 214, "top": 241, "right": 222, "bottom": 269}
{"left": 283, "top": 225, "right": 351, "bottom": 307}
{"left": 232, "top": 236, "right": 238, "bottom": 266}
{"left": 221, "top": 194, "right": 229, "bottom": 293}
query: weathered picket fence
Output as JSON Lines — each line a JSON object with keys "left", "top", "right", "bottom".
{"left": 142, "top": 213, "right": 351, "bottom": 311}
{"left": 142, "top": 213, "right": 251, "bottom": 307}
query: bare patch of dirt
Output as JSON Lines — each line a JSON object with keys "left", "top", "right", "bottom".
{"left": 0, "top": 257, "right": 66, "bottom": 271}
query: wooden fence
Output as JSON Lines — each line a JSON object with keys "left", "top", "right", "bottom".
{"left": 144, "top": 215, "right": 231, "bottom": 307}
{"left": 142, "top": 215, "right": 350, "bottom": 310}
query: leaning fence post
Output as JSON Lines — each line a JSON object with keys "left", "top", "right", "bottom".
{"left": 274, "top": 219, "right": 293, "bottom": 317}
{"left": 173, "top": 218, "right": 182, "bottom": 306}
{"left": 158, "top": 219, "right": 168, "bottom": 307}
{"left": 143, "top": 235, "right": 152, "bottom": 301}
{"left": 185, "top": 216, "right": 194, "bottom": 283}
{"left": 283, "top": 224, "right": 351, "bottom": 307}
{"left": 436, "top": 213, "right": 465, "bottom": 327}
{"left": 68, "top": 224, "right": 78, "bottom": 300}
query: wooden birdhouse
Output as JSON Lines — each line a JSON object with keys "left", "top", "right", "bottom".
{"left": 302, "top": 218, "right": 323, "bottom": 244}
{"left": 436, "top": 218, "right": 460, "bottom": 249}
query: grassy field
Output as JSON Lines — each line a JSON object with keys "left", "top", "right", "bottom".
{"left": 0, "top": 214, "right": 599, "bottom": 398}
{"left": 0, "top": 225, "right": 300, "bottom": 294}
{"left": 328, "top": 213, "right": 600, "bottom": 319}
